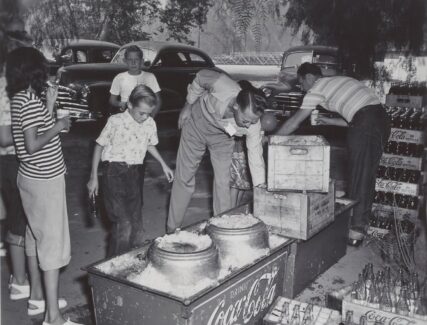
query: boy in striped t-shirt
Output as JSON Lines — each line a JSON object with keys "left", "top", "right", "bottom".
{"left": 277, "top": 63, "right": 391, "bottom": 245}
{"left": 7, "top": 47, "right": 81, "bottom": 325}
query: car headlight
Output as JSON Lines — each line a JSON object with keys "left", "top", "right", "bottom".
{"left": 262, "top": 87, "right": 272, "bottom": 98}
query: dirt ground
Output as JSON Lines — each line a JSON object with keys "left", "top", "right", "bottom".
{"left": 1, "top": 122, "right": 426, "bottom": 325}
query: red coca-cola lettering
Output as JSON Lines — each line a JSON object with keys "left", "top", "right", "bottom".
{"left": 364, "top": 310, "right": 416, "bottom": 325}
{"left": 207, "top": 266, "right": 279, "bottom": 325}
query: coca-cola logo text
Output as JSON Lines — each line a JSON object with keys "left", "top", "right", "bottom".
{"left": 207, "top": 266, "right": 279, "bottom": 325}
{"left": 365, "top": 310, "right": 416, "bottom": 325}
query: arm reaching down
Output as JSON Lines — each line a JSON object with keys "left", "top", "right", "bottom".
{"left": 87, "top": 143, "right": 104, "bottom": 197}
{"left": 147, "top": 145, "right": 174, "bottom": 182}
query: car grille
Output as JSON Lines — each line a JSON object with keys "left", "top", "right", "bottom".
{"left": 274, "top": 92, "right": 304, "bottom": 113}
{"left": 57, "top": 85, "right": 89, "bottom": 112}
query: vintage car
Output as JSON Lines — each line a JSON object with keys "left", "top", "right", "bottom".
{"left": 260, "top": 45, "right": 353, "bottom": 120}
{"left": 43, "top": 39, "right": 120, "bottom": 75}
{"left": 55, "top": 41, "right": 217, "bottom": 122}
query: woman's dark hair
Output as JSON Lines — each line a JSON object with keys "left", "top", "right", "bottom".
{"left": 6, "top": 47, "right": 48, "bottom": 99}
{"left": 236, "top": 80, "right": 267, "bottom": 116}
{"left": 124, "top": 45, "right": 143, "bottom": 60}
{"left": 297, "top": 62, "right": 322, "bottom": 78}
{"left": 128, "top": 85, "right": 157, "bottom": 108}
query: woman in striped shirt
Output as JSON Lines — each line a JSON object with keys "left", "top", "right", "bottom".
{"left": 7, "top": 47, "right": 81, "bottom": 325}
{"left": 277, "top": 63, "right": 391, "bottom": 246}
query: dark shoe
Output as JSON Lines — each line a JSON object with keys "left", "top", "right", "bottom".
{"left": 348, "top": 229, "right": 365, "bottom": 247}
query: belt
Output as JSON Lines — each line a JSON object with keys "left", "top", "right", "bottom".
{"left": 102, "top": 161, "right": 142, "bottom": 168}
{"left": 349, "top": 104, "right": 384, "bottom": 126}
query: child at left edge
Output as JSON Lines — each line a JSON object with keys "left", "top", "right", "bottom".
{"left": 87, "top": 85, "right": 174, "bottom": 257}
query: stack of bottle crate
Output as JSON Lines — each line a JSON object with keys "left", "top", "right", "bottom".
{"left": 369, "top": 81, "right": 426, "bottom": 238}
{"left": 341, "top": 263, "right": 427, "bottom": 324}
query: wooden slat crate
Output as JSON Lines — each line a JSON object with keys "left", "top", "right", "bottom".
{"left": 372, "top": 202, "right": 422, "bottom": 220}
{"left": 389, "top": 128, "right": 425, "bottom": 145}
{"left": 253, "top": 181, "right": 335, "bottom": 240}
{"left": 342, "top": 296, "right": 427, "bottom": 325}
{"left": 375, "top": 178, "right": 420, "bottom": 196}
{"left": 380, "top": 153, "right": 424, "bottom": 171}
{"left": 264, "top": 296, "right": 341, "bottom": 325}
{"left": 386, "top": 94, "right": 427, "bottom": 109}
{"left": 268, "top": 135, "right": 330, "bottom": 193}
{"left": 367, "top": 226, "right": 390, "bottom": 239}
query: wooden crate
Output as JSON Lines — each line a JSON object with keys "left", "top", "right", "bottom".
{"left": 389, "top": 128, "right": 425, "bottom": 145}
{"left": 367, "top": 226, "right": 390, "bottom": 239}
{"left": 342, "top": 296, "right": 427, "bottom": 324}
{"left": 282, "top": 199, "right": 356, "bottom": 298}
{"left": 386, "top": 93, "right": 427, "bottom": 109}
{"left": 380, "top": 153, "right": 424, "bottom": 171}
{"left": 264, "top": 296, "right": 341, "bottom": 325}
{"left": 375, "top": 178, "right": 420, "bottom": 196}
{"left": 253, "top": 181, "right": 335, "bottom": 240}
{"left": 268, "top": 135, "right": 330, "bottom": 193}
{"left": 372, "top": 202, "right": 422, "bottom": 221}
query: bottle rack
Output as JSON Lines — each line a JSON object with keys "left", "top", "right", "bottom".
{"left": 370, "top": 90, "right": 427, "bottom": 235}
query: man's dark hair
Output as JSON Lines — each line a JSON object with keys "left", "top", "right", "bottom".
{"left": 297, "top": 63, "right": 322, "bottom": 78}
{"left": 236, "top": 80, "right": 267, "bottom": 116}
{"left": 6, "top": 47, "right": 48, "bottom": 99}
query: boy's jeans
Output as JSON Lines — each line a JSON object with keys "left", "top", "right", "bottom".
{"left": 102, "top": 162, "right": 144, "bottom": 256}
{"left": 347, "top": 105, "right": 391, "bottom": 234}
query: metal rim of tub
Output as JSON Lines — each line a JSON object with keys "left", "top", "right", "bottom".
{"left": 149, "top": 240, "right": 219, "bottom": 261}
{"left": 206, "top": 219, "right": 270, "bottom": 250}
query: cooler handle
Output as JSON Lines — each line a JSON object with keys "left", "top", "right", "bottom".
{"left": 290, "top": 147, "right": 308, "bottom": 155}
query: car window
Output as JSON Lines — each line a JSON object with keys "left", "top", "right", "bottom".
{"left": 90, "top": 49, "right": 114, "bottom": 63}
{"left": 188, "top": 52, "right": 210, "bottom": 67}
{"left": 61, "top": 48, "right": 73, "bottom": 64}
{"left": 282, "top": 52, "right": 313, "bottom": 69}
{"left": 76, "top": 50, "right": 87, "bottom": 63}
{"left": 111, "top": 46, "right": 157, "bottom": 65}
{"left": 154, "top": 52, "right": 187, "bottom": 67}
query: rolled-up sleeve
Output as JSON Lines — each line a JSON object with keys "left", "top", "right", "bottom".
{"left": 186, "top": 69, "right": 220, "bottom": 105}
{"left": 246, "top": 121, "right": 265, "bottom": 186}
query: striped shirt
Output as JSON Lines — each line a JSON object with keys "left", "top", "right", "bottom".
{"left": 300, "top": 76, "right": 380, "bottom": 122}
{"left": 11, "top": 91, "right": 66, "bottom": 179}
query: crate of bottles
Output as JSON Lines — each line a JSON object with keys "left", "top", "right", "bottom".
{"left": 380, "top": 154, "right": 424, "bottom": 171}
{"left": 253, "top": 181, "right": 335, "bottom": 240}
{"left": 263, "top": 296, "right": 341, "bottom": 325}
{"left": 368, "top": 215, "right": 415, "bottom": 241}
{"left": 267, "top": 135, "right": 330, "bottom": 193}
{"left": 342, "top": 263, "right": 427, "bottom": 325}
{"left": 385, "top": 82, "right": 427, "bottom": 109}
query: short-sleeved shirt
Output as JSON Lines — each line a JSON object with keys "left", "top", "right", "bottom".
{"left": 11, "top": 91, "right": 66, "bottom": 179}
{"left": 0, "top": 76, "right": 15, "bottom": 156}
{"left": 96, "top": 110, "right": 158, "bottom": 165}
{"left": 186, "top": 69, "right": 265, "bottom": 186}
{"left": 110, "top": 71, "right": 161, "bottom": 103}
{"left": 300, "top": 76, "right": 381, "bottom": 122}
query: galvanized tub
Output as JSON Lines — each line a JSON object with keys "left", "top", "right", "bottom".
{"left": 148, "top": 234, "right": 220, "bottom": 286}
{"left": 206, "top": 215, "right": 270, "bottom": 264}
{"left": 85, "top": 204, "right": 293, "bottom": 325}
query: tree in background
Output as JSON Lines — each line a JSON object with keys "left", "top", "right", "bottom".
{"left": 283, "top": 0, "right": 426, "bottom": 78}
{"left": 160, "top": 0, "right": 212, "bottom": 45}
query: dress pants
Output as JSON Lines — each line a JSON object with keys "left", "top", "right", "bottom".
{"left": 167, "top": 103, "right": 234, "bottom": 230}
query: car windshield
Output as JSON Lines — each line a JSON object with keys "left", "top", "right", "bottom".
{"left": 281, "top": 51, "right": 338, "bottom": 70}
{"left": 111, "top": 46, "right": 158, "bottom": 65}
